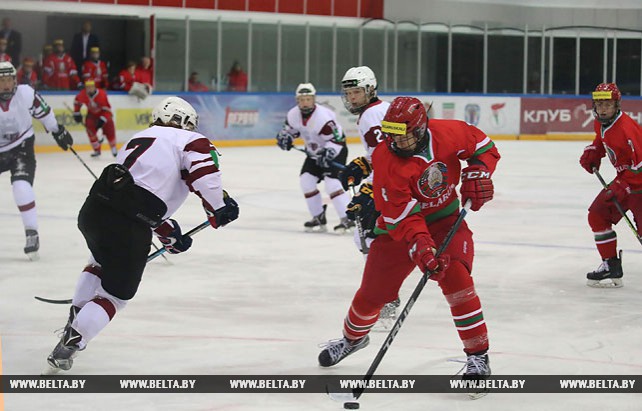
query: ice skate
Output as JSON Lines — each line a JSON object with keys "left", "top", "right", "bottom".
{"left": 373, "top": 298, "right": 401, "bottom": 331}
{"left": 333, "top": 217, "right": 355, "bottom": 234}
{"left": 304, "top": 205, "right": 327, "bottom": 232}
{"left": 462, "top": 352, "right": 491, "bottom": 399}
{"left": 24, "top": 229, "right": 39, "bottom": 261}
{"left": 90, "top": 150, "right": 101, "bottom": 158}
{"left": 111, "top": 146, "right": 118, "bottom": 157}
{"left": 43, "top": 326, "right": 84, "bottom": 375}
{"left": 318, "top": 335, "right": 369, "bottom": 367}
{"left": 587, "top": 251, "right": 623, "bottom": 288}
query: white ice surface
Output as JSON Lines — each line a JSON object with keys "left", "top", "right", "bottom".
{"left": 1, "top": 141, "right": 641, "bottom": 410}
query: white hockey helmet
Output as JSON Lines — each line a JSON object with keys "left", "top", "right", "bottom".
{"left": 295, "top": 82, "right": 316, "bottom": 97}
{"left": 0, "top": 61, "right": 17, "bottom": 101}
{"left": 341, "top": 66, "right": 377, "bottom": 114}
{"left": 152, "top": 96, "right": 198, "bottom": 131}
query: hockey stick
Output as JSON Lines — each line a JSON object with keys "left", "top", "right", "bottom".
{"left": 292, "top": 145, "right": 346, "bottom": 170}
{"left": 34, "top": 220, "right": 210, "bottom": 305}
{"left": 593, "top": 167, "right": 642, "bottom": 246}
{"left": 349, "top": 185, "right": 370, "bottom": 255}
{"left": 327, "top": 199, "right": 472, "bottom": 404}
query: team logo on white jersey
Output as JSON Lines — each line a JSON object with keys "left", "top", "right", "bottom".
{"left": 418, "top": 162, "right": 448, "bottom": 198}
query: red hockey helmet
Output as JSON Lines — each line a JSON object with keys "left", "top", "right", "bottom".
{"left": 381, "top": 96, "right": 428, "bottom": 157}
{"left": 592, "top": 83, "right": 621, "bottom": 125}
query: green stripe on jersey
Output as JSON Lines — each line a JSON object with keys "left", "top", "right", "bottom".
{"left": 210, "top": 149, "right": 219, "bottom": 168}
{"left": 472, "top": 141, "right": 495, "bottom": 158}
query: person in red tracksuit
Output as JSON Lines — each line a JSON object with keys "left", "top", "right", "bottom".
{"left": 579, "top": 82, "right": 642, "bottom": 288}
{"left": 73, "top": 80, "right": 117, "bottom": 157}
{"left": 81, "top": 47, "right": 109, "bottom": 89}
{"left": 318, "top": 96, "right": 500, "bottom": 399}
{"left": 42, "top": 39, "right": 80, "bottom": 90}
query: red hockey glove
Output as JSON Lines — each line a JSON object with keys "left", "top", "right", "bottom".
{"left": 205, "top": 190, "right": 240, "bottom": 228}
{"left": 408, "top": 234, "right": 450, "bottom": 281}
{"left": 606, "top": 179, "right": 631, "bottom": 204}
{"left": 579, "top": 145, "right": 603, "bottom": 174}
{"left": 154, "top": 219, "right": 193, "bottom": 254}
{"left": 460, "top": 165, "right": 494, "bottom": 211}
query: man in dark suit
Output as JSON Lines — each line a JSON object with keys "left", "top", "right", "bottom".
{"left": 0, "top": 18, "right": 21, "bottom": 63}
{"left": 70, "top": 20, "right": 100, "bottom": 72}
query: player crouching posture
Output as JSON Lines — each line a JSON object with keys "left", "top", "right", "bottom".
{"left": 318, "top": 97, "right": 500, "bottom": 399}
{"left": 580, "top": 82, "right": 642, "bottom": 288}
{"left": 276, "top": 83, "right": 353, "bottom": 233}
{"left": 44, "top": 97, "right": 239, "bottom": 373}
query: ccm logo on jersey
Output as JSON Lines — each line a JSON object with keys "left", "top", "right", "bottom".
{"left": 462, "top": 170, "right": 490, "bottom": 179}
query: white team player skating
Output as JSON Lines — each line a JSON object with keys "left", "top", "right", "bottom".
{"left": 0, "top": 61, "right": 73, "bottom": 261}
{"left": 276, "top": 82, "right": 354, "bottom": 233}
{"left": 44, "top": 97, "right": 239, "bottom": 374}
{"left": 338, "top": 66, "right": 399, "bottom": 329}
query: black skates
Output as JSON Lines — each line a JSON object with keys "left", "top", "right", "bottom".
{"left": 587, "top": 251, "right": 623, "bottom": 288}
{"left": 318, "top": 335, "right": 369, "bottom": 367}
{"left": 333, "top": 217, "right": 355, "bottom": 233}
{"left": 44, "top": 326, "right": 84, "bottom": 374}
{"left": 304, "top": 205, "right": 327, "bottom": 232}
{"left": 462, "top": 352, "right": 491, "bottom": 399}
{"left": 24, "top": 229, "right": 39, "bottom": 261}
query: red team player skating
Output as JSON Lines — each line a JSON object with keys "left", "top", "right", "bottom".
{"left": 73, "top": 79, "right": 118, "bottom": 157}
{"left": 276, "top": 83, "right": 353, "bottom": 232}
{"left": 318, "top": 97, "right": 500, "bottom": 397}
{"left": 579, "top": 82, "right": 642, "bottom": 288}
{"left": 44, "top": 97, "right": 239, "bottom": 373}
{"left": 0, "top": 62, "right": 73, "bottom": 260}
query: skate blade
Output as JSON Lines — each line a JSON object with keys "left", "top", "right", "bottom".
{"left": 305, "top": 226, "right": 327, "bottom": 233}
{"left": 41, "top": 363, "right": 62, "bottom": 375}
{"left": 26, "top": 251, "right": 40, "bottom": 261}
{"left": 372, "top": 318, "right": 394, "bottom": 332}
{"left": 468, "top": 390, "right": 489, "bottom": 400}
{"left": 587, "top": 278, "right": 623, "bottom": 288}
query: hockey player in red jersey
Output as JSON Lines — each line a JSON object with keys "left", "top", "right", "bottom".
{"left": 579, "top": 82, "right": 642, "bottom": 288}
{"left": 44, "top": 97, "right": 239, "bottom": 373}
{"left": 81, "top": 47, "right": 109, "bottom": 89}
{"left": 318, "top": 97, "right": 500, "bottom": 398}
{"left": 73, "top": 79, "right": 117, "bottom": 157}
{"left": 42, "top": 39, "right": 80, "bottom": 90}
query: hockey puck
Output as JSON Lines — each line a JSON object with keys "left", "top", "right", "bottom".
{"left": 344, "top": 402, "right": 360, "bottom": 409}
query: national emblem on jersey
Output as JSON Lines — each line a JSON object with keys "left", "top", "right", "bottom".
{"left": 418, "top": 161, "right": 449, "bottom": 198}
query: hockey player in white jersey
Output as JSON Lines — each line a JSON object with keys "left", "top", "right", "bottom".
{"left": 0, "top": 61, "right": 73, "bottom": 260}
{"left": 44, "top": 96, "right": 239, "bottom": 373}
{"left": 338, "top": 66, "right": 399, "bottom": 328}
{"left": 276, "top": 83, "right": 353, "bottom": 233}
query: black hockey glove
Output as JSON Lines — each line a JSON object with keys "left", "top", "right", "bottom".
{"left": 73, "top": 112, "right": 83, "bottom": 124}
{"left": 206, "top": 190, "right": 240, "bottom": 228}
{"left": 346, "top": 183, "right": 379, "bottom": 238}
{"left": 96, "top": 117, "right": 106, "bottom": 130}
{"left": 276, "top": 129, "right": 295, "bottom": 151}
{"left": 316, "top": 147, "right": 338, "bottom": 168}
{"left": 155, "top": 219, "right": 193, "bottom": 254}
{"left": 339, "top": 156, "right": 372, "bottom": 190}
{"left": 52, "top": 124, "right": 73, "bottom": 151}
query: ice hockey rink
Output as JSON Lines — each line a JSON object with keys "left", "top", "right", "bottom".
{"left": 1, "top": 140, "right": 641, "bottom": 410}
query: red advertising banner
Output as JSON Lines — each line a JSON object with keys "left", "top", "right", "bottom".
{"left": 521, "top": 97, "right": 642, "bottom": 134}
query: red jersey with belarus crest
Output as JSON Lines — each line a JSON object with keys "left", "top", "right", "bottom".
{"left": 372, "top": 119, "right": 500, "bottom": 243}
{"left": 590, "top": 111, "right": 642, "bottom": 191}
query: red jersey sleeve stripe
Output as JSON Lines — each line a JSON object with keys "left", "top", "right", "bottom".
{"left": 184, "top": 137, "right": 213, "bottom": 155}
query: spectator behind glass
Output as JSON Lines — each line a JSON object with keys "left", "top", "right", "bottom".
{"left": 226, "top": 61, "right": 247, "bottom": 91}
{"left": 117, "top": 61, "right": 137, "bottom": 92}
{"left": 0, "top": 38, "right": 11, "bottom": 62}
{"left": 135, "top": 56, "right": 153, "bottom": 89}
{"left": 188, "top": 72, "right": 208, "bottom": 92}
{"left": 36, "top": 44, "right": 52, "bottom": 83}
{"left": 0, "top": 17, "right": 21, "bottom": 63}
{"left": 17, "top": 57, "right": 38, "bottom": 88}
{"left": 71, "top": 20, "right": 100, "bottom": 72}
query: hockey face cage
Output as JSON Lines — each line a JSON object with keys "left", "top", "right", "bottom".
{"left": 0, "top": 62, "right": 17, "bottom": 101}
{"left": 341, "top": 79, "right": 376, "bottom": 115}
{"left": 382, "top": 120, "right": 427, "bottom": 158}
